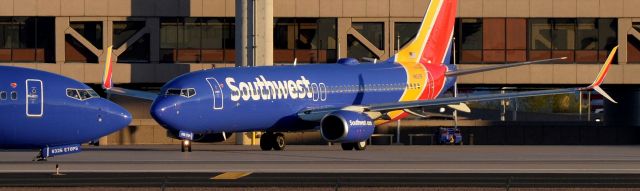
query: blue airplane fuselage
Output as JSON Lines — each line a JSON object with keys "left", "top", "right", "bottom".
{"left": 151, "top": 59, "right": 455, "bottom": 134}
{"left": 0, "top": 66, "right": 131, "bottom": 149}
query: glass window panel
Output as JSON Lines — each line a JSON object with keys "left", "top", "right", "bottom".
{"left": 506, "top": 19, "right": 526, "bottom": 50}
{"left": 224, "top": 18, "right": 235, "bottom": 50}
{"left": 70, "top": 21, "right": 103, "bottom": 48}
{"left": 394, "top": 22, "right": 420, "bottom": 50}
{"left": 113, "top": 21, "right": 145, "bottom": 48}
{"left": 598, "top": 19, "right": 617, "bottom": 51}
{"left": 352, "top": 22, "right": 384, "bottom": 50}
{"left": 506, "top": 50, "right": 526, "bottom": 62}
{"left": 180, "top": 18, "right": 201, "bottom": 49}
{"left": 460, "top": 18, "right": 482, "bottom": 50}
{"left": 628, "top": 35, "right": 640, "bottom": 63}
{"left": 160, "top": 18, "right": 179, "bottom": 63}
{"left": 36, "top": 17, "right": 55, "bottom": 63}
{"left": 551, "top": 19, "right": 576, "bottom": 50}
{"left": 576, "top": 19, "right": 597, "bottom": 50}
{"left": 274, "top": 18, "right": 296, "bottom": 50}
{"left": 483, "top": 50, "right": 505, "bottom": 63}
{"left": 201, "top": 18, "right": 224, "bottom": 49}
{"left": 119, "top": 34, "right": 150, "bottom": 63}
{"left": 529, "top": 19, "right": 552, "bottom": 50}
{"left": 460, "top": 50, "right": 482, "bottom": 63}
{"left": 347, "top": 35, "right": 378, "bottom": 61}
{"left": 65, "top": 34, "right": 98, "bottom": 63}
{"left": 317, "top": 19, "right": 337, "bottom": 50}
{"left": 296, "top": 18, "right": 318, "bottom": 50}
{"left": 483, "top": 18, "right": 505, "bottom": 50}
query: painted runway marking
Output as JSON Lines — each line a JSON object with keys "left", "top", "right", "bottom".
{"left": 211, "top": 172, "right": 252, "bottom": 180}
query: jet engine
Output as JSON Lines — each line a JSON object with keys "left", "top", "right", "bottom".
{"left": 166, "top": 130, "right": 231, "bottom": 143}
{"left": 320, "top": 110, "right": 375, "bottom": 143}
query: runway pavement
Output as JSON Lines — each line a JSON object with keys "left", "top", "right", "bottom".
{"left": 1, "top": 145, "right": 640, "bottom": 174}
{"left": 2, "top": 145, "right": 640, "bottom": 189}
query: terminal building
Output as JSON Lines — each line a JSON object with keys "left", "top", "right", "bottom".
{"left": 1, "top": 0, "right": 639, "bottom": 145}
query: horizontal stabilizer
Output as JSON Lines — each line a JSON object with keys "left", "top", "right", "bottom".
{"left": 445, "top": 57, "right": 566, "bottom": 77}
{"left": 447, "top": 103, "right": 471, "bottom": 113}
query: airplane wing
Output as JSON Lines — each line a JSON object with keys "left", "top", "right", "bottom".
{"left": 298, "top": 46, "right": 618, "bottom": 122}
{"left": 101, "top": 46, "right": 158, "bottom": 101}
{"left": 107, "top": 87, "right": 158, "bottom": 101}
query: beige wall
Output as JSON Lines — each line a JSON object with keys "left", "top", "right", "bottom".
{"left": 0, "top": 0, "right": 639, "bottom": 18}
{"left": 0, "top": 0, "right": 639, "bottom": 85}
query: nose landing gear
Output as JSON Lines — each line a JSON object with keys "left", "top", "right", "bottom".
{"left": 181, "top": 140, "right": 192, "bottom": 152}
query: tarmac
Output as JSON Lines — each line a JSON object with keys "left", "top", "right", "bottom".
{"left": 1, "top": 145, "right": 640, "bottom": 189}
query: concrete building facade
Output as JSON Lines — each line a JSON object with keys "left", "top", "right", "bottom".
{"left": 1, "top": 0, "right": 639, "bottom": 145}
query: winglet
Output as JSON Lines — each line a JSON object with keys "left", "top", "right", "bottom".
{"left": 582, "top": 46, "right": 618, "bottom": 103}
{"left": 102, "top": 46, "right": 114, "bottom": 90}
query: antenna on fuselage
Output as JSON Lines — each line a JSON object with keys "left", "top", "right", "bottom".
{"left": 293, "top": 58, "right": 297, "bottom": 66}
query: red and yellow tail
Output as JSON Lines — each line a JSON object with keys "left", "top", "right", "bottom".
{"left": 378, "top": 0, "right": 458, "bottom": 124}
{"left": 102, "top": 46, "right": 114, "bottom": 90}
{"left": 395, "top": 0, "right": 457, "bottom": 66}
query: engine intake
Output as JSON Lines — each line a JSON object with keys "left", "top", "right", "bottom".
{"left": 320, "top": 110, "right": 375, "bottom": 143}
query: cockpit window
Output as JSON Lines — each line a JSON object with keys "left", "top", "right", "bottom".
{"left": 66, "top": 88, "right": 99, "bottom": 101}
{"left": 165, "top": 88, "right": 196, "bottom": 98}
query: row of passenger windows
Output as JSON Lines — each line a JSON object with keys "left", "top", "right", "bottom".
{"left": 165, "top": 88, "right": 196, "bottom": 98}
{"left": 0, "top": 91, "right": 18, "bottom": 100}
{"left": 325, "top": 83, "right": 421, "bottom": 94}
{"left": 66, "top": 89, "right": 100, "bottom": 101}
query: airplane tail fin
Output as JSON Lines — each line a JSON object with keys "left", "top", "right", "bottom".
{"left": 393, "top": 0, "right": 457, "bottom": 66}
{"left": 581, "top": 46, "right": 618, "bottom": 103}
{"left": 102, "top": 46, "right": 114, "bottom": 90}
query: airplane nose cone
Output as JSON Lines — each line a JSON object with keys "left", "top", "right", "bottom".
{"left": 150, "top": 98, "right": 179, "bottom": 131}
{"left": 107, "top": 102, "right": 132, "bottom": 131}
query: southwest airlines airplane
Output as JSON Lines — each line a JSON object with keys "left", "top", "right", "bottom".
{"left": 104, "top": 0, "right": 617, "bottom": 152}
{"left": 0, "top": 66, "right": 132, "bottom": 161}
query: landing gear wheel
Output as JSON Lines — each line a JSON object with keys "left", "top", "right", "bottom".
{"left": 33, "top": 152, "right": 47, "bottom": 162}
{"left": 272, "top": 133, "right": 286, "bottom": 151}
{"left": 353, "top": 141, "right": 367, "bottom": 151}
{"left": 260, "top": 133, "right": 274, "bottom": 151}
{"left": 181, "top": 140, "right": 192, "bottom": 152}
{"left": 341, "top": 143, "right": 354, "bottom": 150}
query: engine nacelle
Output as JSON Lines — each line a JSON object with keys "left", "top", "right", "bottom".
{"left": 166, "top": 130, "right": 231, "bottom": 143}
{"left": 320, "top": 110, "right": 375, "bottom": 143}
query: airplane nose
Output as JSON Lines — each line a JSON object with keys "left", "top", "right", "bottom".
{"left": 107, "top": 102, "right": 132, "bottom": 131}
{"left": 150, "top": 98, "right": 178, "bottom": 130}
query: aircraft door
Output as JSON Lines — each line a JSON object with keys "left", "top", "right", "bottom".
{"left": 206, "top": 78, "right": 224, "bottom": 110}
{"left": 25, "top": 79, "right": 43, "bottom": 117}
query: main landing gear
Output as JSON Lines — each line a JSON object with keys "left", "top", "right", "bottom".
{"left": 181, "top": 140, "right": 192, "bottom": 152}
{"left": 33, "top": 151, "right": 47, "bottom": 161}
{"left": 260, "top": 132, "right": 286, "bottom": 151}
{"left": 341, "top": 141, "right": 367, "bottom": 151}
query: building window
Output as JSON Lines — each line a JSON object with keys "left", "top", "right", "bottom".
{"left": 66, "top": 21, "right": 102, "bottom": 63}
{"left": 347, "top": 35, "right": 378, "bottom": 61}
{"left": 352, "top": 22, "right": 384, "bottom": 50}
{"left": 274, "top": 18, "right": 337, "bottom": 64}
{"left": 114, "top": 21, "right": 149, "bottom": 63}
{"left": 455, "top": 18, "right": 617, "bottom": 64}
{"left": 0, "top": 17, "right": 55, "bottom": 63}
{"left": 629, "top": 35, "right": 640, "bottom": 63}
{"left": 457, "top": 18, "right": 482, "bottom": 63}
{"left": 160, "top": 17, "right": 235, "bottom": 63}
{"left": 394, "top": 22, "right": 420, "bottom": 51}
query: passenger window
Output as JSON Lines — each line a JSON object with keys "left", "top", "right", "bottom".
{"left": 0, "top": 91, "right": 5, "bottom": 100}
{"left": 10, "top": 91, "right": 17, "bottom": 100}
